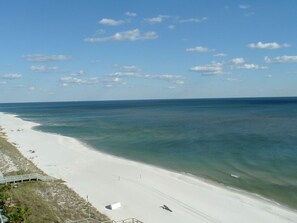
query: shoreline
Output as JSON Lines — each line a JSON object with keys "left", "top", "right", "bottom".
{"left": 19, "top": 116, "right": 296, "bottom": 212}
{"left": 0, "top": 112, "right": 296, "bottom": 223}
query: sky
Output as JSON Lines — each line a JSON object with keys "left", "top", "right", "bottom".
{"left": 1, "top": 0, "right": 297, "bottom": 102}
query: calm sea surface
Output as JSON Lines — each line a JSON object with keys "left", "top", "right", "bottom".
{"left": 1, "top": 98, "right": 297, "bottom": 209}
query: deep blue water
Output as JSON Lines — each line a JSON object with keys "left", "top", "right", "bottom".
{"left": 0, "top": 98, "right": 297, "bottom": 209}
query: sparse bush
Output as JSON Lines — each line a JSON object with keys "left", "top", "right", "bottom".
{"left": 7, "top": 205, "right": 31, "bottom": 223}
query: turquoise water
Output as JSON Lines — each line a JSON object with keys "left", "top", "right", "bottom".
{"left": 0, "top": 98, "right": 297, "bottom": 209}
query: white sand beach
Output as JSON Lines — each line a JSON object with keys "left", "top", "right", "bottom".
{"left": 0, "top": 112, "right": 296, "bottom": 223}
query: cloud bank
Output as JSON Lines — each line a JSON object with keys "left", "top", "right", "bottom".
{"left": 84, "top": 29, "right": 158, "bottom": 42}
{"left": 24, "top": 54, "right": 70, "bottom": 62}
{"left": 248, "top": 42, "right": 290, "bottom": 49}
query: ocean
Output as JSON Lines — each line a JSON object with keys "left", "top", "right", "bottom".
{"left": 0, "top": 97, "right": 296, "bottom": 210}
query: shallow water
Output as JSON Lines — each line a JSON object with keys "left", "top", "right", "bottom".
{"left": 1, "top": 98, "right": 297, "bottom": 209}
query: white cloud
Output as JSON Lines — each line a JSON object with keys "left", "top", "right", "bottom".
{"left": 214, "top": 53, "right": 227, "bottom": 57}
{"left": 111, "top": 71, "right": 142, "bottom": 78}
{"left": 60, "top": 76, "right": 99, "bottom": 86}
{"left": 145, "top": 74, "right": 185, "bottom": 85}
{"left": 84, "top": 29, "right": 158, "bottom": 42}
{"left": 226, "top": 78, "right": 238, "bottom": 81}
{"left": 190, "top": 63, "right": 223, "bottom": 75}
{"left": 111, "top": 71, "right": 184, "bottom": 85}
{"left": 173, "top": 80, "right": 184, "bottom": 85}
{"left": 125, "top": 12, "right": 137, "bottom": 17}
{"left": 150, "top": 74, "right": 182, "bottom": 80}
{"left": 186, "top": 46, "right": 213, "bottom": 52}
{"left": 111, "top": 77, "right": 121, "bottom": 82}
{"left": 3, "top": 73, "right": 22, "bottom": 79}
{"left": 110, "top": 63, "right": 184, "bottom": 86}
{"left": 16, "top": 84, "right": 35, "bottom": 91}
{"left": 248, "top": 42, "right": 290, "bottom": 49}
{"left": 229, "top": 58, "right": 268, "bottom": 70}
{"left": 168, "top": 86, "right": 176, "bottom": 89}
{"left": 96, "top": 29, "right": 106, "bottom": 35}
{"left": 191, "top": 58, "right": 266, "bottom": 76}
{"left": 264, "top": 55, "right": 297, "bottom": 63}
{"left": 77, "top": 70, "right": 85, "bottom": 75}
{"left": 121, "top": 65, "right": 141, "bottom": 72}
{"left": 239, "top": 5, "right": 254, "bottom": 16}
{"left": 30, "top": 65, "right": 59, "bottom": 73}
{"left": 264, "top": 74, "right": 273, "bottom": 78}
{"left": 0, "top": 81, "right": 7, "bottom": 84}
{"left": 144, "top": 15, "right": 170, "bottom": 24}
{"left": 68, "top": 70, "right": 85, "bottom": 76}
{"left": 16, "top": 84, "right": 26, "bottom": 88}
{"left": 98, "top": 18, "right": 126, "bottom": 26}
{"left": 24, "top": 54, "right": 70, "bottom": 62}
{"left": 179, "top": 17, "right": 207, "bottom": 23}
{"left": 239, "top": 4, "right": 251, "bottom": 9}
{"left": 102, "top": 76, "right": 123, "bottom": 88}
{"left": 237, "top": 63, "right": 268, "bottom": 70}
{"left": 168, "top": 25, "right": 175, "bottom": 30}
{"left": 231, "top": 57, "right": 245, "bottom": 64}
{"left": 244, "top": 12, "right": 255, "bottom": 17}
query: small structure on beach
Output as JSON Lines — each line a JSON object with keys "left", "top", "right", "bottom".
{"left": 0, "top": 173, "right": 56, "bottom": 185}
{"left": 105, "top": 202, "right": 121, "bottom": 210}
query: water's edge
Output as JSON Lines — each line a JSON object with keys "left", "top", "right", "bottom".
{"left": 1, "top": 111, "right": 296, "bottom": 213}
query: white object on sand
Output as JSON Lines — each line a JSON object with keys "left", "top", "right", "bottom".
{"left": 106, "top": 202, "right": 121, "bottom": 210}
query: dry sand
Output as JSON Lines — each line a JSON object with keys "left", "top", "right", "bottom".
{"left": 0, "top": 112, "right": 296, "bottom": 223}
